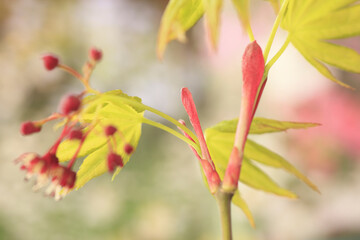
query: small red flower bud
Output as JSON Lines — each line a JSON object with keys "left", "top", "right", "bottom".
{"left": 59, "top": 167, "right": 76, "bottom": 189}
{"left": 69, "top": 130, "right": 83, "bottom": 140}
{"left": 89, "top": 47, "right": 102, "bottom": 61}
{"left": 42, "top": 55, "right": 59, "bottom": 71}
{"left": 107, "top": 153, "right": 123, "bottom": 172}
{"left": 60, "top": 95, "right": 81, "bottom": 115}
{"left": 104, "top": 125, "right": 117, "bottom": 136}
{"left": 20, "top": 121, "right": 41, "bottom": 135}
{"left": 42, "top": 152, "right": 59, "bottom": 167}
{"left": 124, "top": 143, "right": 134, "bottom": 155}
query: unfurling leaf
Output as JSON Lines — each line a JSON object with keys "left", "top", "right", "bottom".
{"left": 57, "top": 90, "right": 144, "bottom": 189}
{"left": 157, "top": 0, "right": 204, "bottom": 58}
{"left": 231, "top": 0, "right": 254, "bottom": 39}
{"left": 203, "top": 0, "right": 223, "bottom": 49}
{"left": 264, "top": 0, "right": 280, "bottom": 13}
{"left": 208, "top": 117, "right": 319, "bottom": 134}
{"left": 205, "top": 117, "right": 319, "bottom": 196}
{"left": 206, "top": 129, "right": 298, "bottom": 198}
{"left": 281, "top": 0, "right": 360, "bottom": 88}
{"left": 232, "top": 191, "right": 255, "bottom": 227}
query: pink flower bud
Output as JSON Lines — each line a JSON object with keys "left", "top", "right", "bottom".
{"left": 42, "top": 55, "right": 59, "bottom": 71}
{"left": 59, "top": 168, "right": 76, "bottom": 189}
{"left": 104, "top": 125, "right": 117, "bottom": 136}
{"left": 20, "top": 121, "right": 41, "bottom": 135}
{"left": 89, "top": 47, "right": 102, "bottom": 61}
{"left": 60, "top": 95, "right": 81, "bottom": 115}
{"left": 68, "top": 130, "right": 83, "bottom": 140}
{"left": 242, "top": 41, "right": 264, "bottom": 91}
{"left": 124, "top": 143, "right": 133, "bottom": 155}
{"left": 107, "top": 153, "right": 123, "bottom": 172}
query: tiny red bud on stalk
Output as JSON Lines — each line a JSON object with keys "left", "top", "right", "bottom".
{"left": 68, "top": 130, "right": 83, "bottom": 140}
{"left": 107, "top": 153, "right": 123, "bottom": 172}
{"left": 42, "top": 55, "right": 59, "bottom": 71}
{"left": 89, "top": 47, "right": 102, "bottom": 61}
{"left": 20, "top": 121, "right": 42, "bottom": 135}
{"left": 59, "top": 167, "right": 76, "bottom": 189}
{"left": 104, "top": 125, "right": 117, "bottom": 136}
{"left": 60, "top": 95, "right": 81, "bottom": 115}
{"left": 124, "top": 143, "right": 133, "bottom": 155}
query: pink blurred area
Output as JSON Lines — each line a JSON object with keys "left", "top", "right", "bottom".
{"left": 290, "top": 87, "right": 360, "bottom": 175}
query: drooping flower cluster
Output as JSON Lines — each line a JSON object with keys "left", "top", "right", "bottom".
{"left": 16, "top": 96, "right": 82, "bottom": 200}
{"left": 15, "top": 48, "right": 135, "bottom": 200}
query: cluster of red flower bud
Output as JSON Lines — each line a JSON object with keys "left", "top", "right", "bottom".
{"left": 15, "top": 152, "right": 76, "bottom": 200}
{"left": 15, "top": 47, "right": 134, "bottom": 200}
{"left": 104, "top": 125, "right": 134, "bottom": 173}
{"left": 17, "top": 90, "right": 83, "bottom": 200}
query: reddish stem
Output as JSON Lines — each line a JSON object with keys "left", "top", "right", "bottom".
{"left": 179, "top": 120, "right": 221, "bottom": 194}
{"left": 67, "top": 124, "right": 96, "bottom": 169}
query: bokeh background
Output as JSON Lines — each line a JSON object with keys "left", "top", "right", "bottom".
{"left": 1, "top": 0, "right": 360, "bottom": 239}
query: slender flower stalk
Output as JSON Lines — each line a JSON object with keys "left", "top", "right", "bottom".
{"left": 16, "top": 47, "right": 106, "bottom": 200}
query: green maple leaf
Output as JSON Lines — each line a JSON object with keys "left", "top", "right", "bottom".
{"left": 156, "top": 0, "right": 224, "bottom": 57}
{"left": 157, "top": 0, "right": 204, "bottom": 58}
{"left": 281, "top": 0, "right": 360, "bottom": 88}
{"left": 57, "top": 90, "right": 144, "bottom": 189}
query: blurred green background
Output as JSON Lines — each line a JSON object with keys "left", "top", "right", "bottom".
{"left": 1, "top": 0, "right": 360, "bottom": 239}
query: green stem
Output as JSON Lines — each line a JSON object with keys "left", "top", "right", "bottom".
{"left": 264, "top": 36, "right": 291, "bottom": 75}
{"left": 101, "top": 95, "right": 199, "bottom": 145}
{"left": 141, "top": 117, "right": 201, "bottom": 154}
{"left": 246, "top": 24, "right": 255, "bottom": 42}
{"left": 263, "top": 0, "right": 290, "bottom": 62}
{"left": 216, "top": 190, "right": 234, "bottom": 240}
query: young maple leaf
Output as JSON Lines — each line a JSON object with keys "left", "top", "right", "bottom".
{"left": 281, "top": 0, "right": 360, "bottom": 88}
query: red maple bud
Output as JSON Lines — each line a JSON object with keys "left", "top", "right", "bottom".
{"left": 181, "top": 88, "right": 221, "bottom": 193}
{"left": 69, "top": 130, "right": 83, "bottom": 140}
{"left": 59, "top": 167, "right": 76, "bottom": 189}
{"left": 60, "top": 95, "right": 81, "bottom": 115}
{"left": 15, "top": 151, "right": 76, "bottom": 200}
{"left": 42, "top": 55, "right": 59, "bottom": 71}
{"left": 124, "top": 143, "right": 134, "bottom": 155}
{"left": 107, "top": 152, "right": 123, "bottom": 172}
{"left": 89, "top": 47, "right": 102, "bottom": 61}
{"left": 222, "top": 41, "right": 265, "bottom": 192}
{"left": 104, "top": 125, "right": 117, "bottom": 136}
{"left": 20, "top": 121, "right": 42, "bottom": 135}
{"left": 42, "top": 152, "right": 59, "bottom": 167}
{"left": 47, "top": 165, "right": 76, "bottom": 200}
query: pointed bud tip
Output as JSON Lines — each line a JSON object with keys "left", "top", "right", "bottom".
{"left": 242, "top": 40, "right": 265, "bottom": 88}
